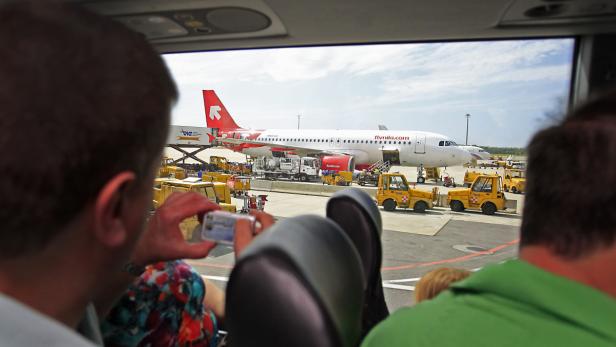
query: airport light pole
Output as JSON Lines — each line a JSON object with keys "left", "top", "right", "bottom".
{"left": 465, "top": 113, "right": 471, "bottom": 145}
{"left": 297, "top": 114, "right": 301, "bottom": 130}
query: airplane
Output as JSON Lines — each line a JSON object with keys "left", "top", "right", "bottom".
{"left": 203, "top": 90, "right": 472, "bottom": 175}
{"left": 458, "top": 145, "right": 491, "bottom": 160}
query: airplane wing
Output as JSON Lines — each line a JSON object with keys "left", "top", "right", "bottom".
{"left": 215, "top": 136, "right": 350, "bottom": 157}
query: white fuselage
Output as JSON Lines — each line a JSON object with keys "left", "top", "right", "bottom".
{"left": 236, "top": 129, "right": 473, "bottom": 167}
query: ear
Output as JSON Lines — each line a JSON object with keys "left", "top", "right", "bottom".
{"left": 92, "top": 171, "right": 137, "bottom": 248}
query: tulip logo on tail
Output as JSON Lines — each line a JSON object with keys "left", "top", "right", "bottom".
{"left": 209, "top": 106, "right": 222, "bottom": 120}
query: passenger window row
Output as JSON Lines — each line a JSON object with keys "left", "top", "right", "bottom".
{"left": 258, "top": 137, "right": 413, "bottom": 145}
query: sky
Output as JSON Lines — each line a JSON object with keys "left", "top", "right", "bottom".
{"left": 163, "top": 38, "right": 574, "bottom": 148}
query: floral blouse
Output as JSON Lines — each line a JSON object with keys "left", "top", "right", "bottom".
{"left": 101, "top": 261, "right": 218, "bottom": 347}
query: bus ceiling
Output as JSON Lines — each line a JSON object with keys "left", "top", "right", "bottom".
{"left": 72, "top": 0, "right": 616, "bottom": 52}
{"left": 69, "top": 0, "right": 616, "bottom": 104}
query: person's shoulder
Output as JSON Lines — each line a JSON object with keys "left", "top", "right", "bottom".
{"left": 361, "top": 293, "right": 464, "bottom": 347}
{"left": 0, "top": 294, "right": 96, "bottom": 347}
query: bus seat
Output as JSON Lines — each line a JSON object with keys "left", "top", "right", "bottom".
{"left": 326, "top": 188, "right": 389, "bottom": 337}
{"left": 225, "top": 215, "right": 365, "bottom": 347}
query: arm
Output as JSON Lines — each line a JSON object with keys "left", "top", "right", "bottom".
{"left": 203, "top": 278, "right": 226, "bottom": 323}
{"left": 94, "top": 192, "right": 219, "bottom": 317}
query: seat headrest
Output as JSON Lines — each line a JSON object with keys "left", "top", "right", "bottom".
{"left": 326, "top": 188, "right": 383, "bottom": 283}
{"left": 225, "top": 215, "right": 365, "bottom": 347}
{"left": 327, "top": 188, "right": 382, "bottom": 235}
{"left": 326, "top": 188, "right": 389, "bottom": 337}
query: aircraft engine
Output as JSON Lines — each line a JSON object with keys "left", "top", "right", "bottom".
{"left": 321, "top": 155, "right": 355, "bottom": 172}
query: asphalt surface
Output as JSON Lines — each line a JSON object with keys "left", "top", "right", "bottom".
{"left": 187, "top": 214, "right": 521, "bottom": 312}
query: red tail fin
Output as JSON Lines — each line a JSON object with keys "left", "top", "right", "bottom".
{"left": 202, "top": 90, "right": 242, "bottom": 130}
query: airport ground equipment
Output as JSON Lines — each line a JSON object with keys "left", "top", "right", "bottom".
{"left": 158, "top": 157, "right": 187, "bottom": 179}
{"left": 210, "top": 155, "right": 230, "bottom": 172}
{"left": 253, "top": 156, "right": 319, "bottom": 181}
{"left": 230, "top": 176, "right": 252, "bottom": 197}
{"left": 368, "top": 160, "right": 391, "bottom": 173}
{"left": 203, "top": 172, "right": 252, "bottom": 198}
{"left": 208, "top": 155, "right": 251, "bottom": 175}
{"left": 228, "top": 162, "right": 252, "bottom": 175}
{"left": 463, "top": 170, "right": 482, "bottom": 187}
{"left": 239, "top": 193, "right": 268, "bottom": 213}
{"left": 202, "top": 171, "right": 233, "bottom": 183}
{"left": 152, "top": 178, "right": 236, "bottom": 239}
{"left": 357, "top": 160, "right": 389, "bottom": 186}
{"left": 202, "top": 172, "right": 233, "bottom": 203}
{"left": 442, "top": 173, "right": 457, "bottom": 187}
{"left": 322, "top": 171, "right": 353, "bottom": 186}
{"left": 357, "top": 170, "right": 380, "bottom": 186}
{"left": 415, "top": 165, "right": 440, "bottom": 184}
{"left": 376, "top": 173, "right": 438, "bottom": 213}
{"left": 165, "top": 126, "right": 213, "bottom": 166}
{"left": 503, "top": 169, "right": 526, "bottom": 194}
{"left": 447, "top": 174, "right": 506, "bottom": 215}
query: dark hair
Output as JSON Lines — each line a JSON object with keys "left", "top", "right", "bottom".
{"left": 0, "top": 2, "right": 177, "bottom": 258}
{"left": 520, "top": 90, "right": 616, "bottom": 258}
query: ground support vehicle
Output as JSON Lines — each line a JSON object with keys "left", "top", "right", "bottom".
{"left": 463, "top": 171, "right": 482, "bottom": 187}
{"left": 321, "top": 170, "right": 353, "bottom": 186}
{"left": 503, "top": 169, "right": 526, "bottom": 194}
{"left": 447, "top": 174, "right": 506, "bottom": 215}
{"left": 202, "top": 172, "right": 252, "bottom": 198}
{"left": 228, "top": 162, "right": 252, "bottom": 175}
{"left": 357, "top": 171, "right": 380, "bottom": 186}
{"left": 209, "top": 155, "right": 230, "bottom": 172}
{"left": 239, "top": 193, "right": 268, "bottom": 213}
{"left": 376, "top": 173, "right": 438, "bottom": 213}
{"left": 443, "top": 173, "right": 456, "bottom": 187}
{"left": 158, "top": 157, "right": 186, "bottom": 180}
{"left": 253, "top": 156, "right": 319, "bottom": 181}
{"left": 230, "top": 176, "right": 252, "bottom": 197}
{"left": 152, "top": 178, "right": 237, "bottom": 240}
{"left": 202, "top": 172, "right": 233, "bottom": 184}
{"left": 357, "top": 160, "right": 390, "bottom": 186}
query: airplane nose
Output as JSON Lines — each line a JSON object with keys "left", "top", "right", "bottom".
{"left": 458, "top": 148, "right": 473, "bottom": 163}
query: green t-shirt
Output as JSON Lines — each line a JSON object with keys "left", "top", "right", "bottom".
{"left": 362, "top": 260, "right": 616, "bottom": 347}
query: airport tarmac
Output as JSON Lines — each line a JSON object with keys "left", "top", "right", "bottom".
{"left": 169, "top": 147, "right": 524, "bottom": 309}
{"left": 188, "top": 186, "right": 522, "bottom": 311}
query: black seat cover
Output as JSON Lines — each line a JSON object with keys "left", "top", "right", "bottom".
{"left": 326, "top": 188, "right": 389, "bottom": 338}
{"left": 225, "top": 215, "right": 365, "bottom": 347}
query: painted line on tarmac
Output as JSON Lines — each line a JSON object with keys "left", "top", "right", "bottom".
{"left": 186, "top": 260, "right": 233, "bottom": 269}
{"left": 386, "top": 277, "right": 421, "bottom": 283}
{"left": 202, "top": 275, "right": 229, "bottom": 282}
{"left": 202, "top": 274, "right": 417, "bottom": 292}
{"left": 381, "top": 239, "right": 519, "bottom": 272}
{"left": 382, "top": 283, "right": 415, "bottom": 291}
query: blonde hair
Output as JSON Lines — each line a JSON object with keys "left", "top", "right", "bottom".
{"left": 415, "top": 268, "right": 471, "bottom": 303}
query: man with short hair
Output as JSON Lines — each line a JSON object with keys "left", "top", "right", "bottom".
{"left": 0, "top": 3, "right": 250, "bottom": 346}
{"left": 362, "top": 90, "right": 616, "bottom": 346}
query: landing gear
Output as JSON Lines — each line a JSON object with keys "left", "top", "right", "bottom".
{"left": 416, "top": 164, "right": 425, "bottom": 184}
